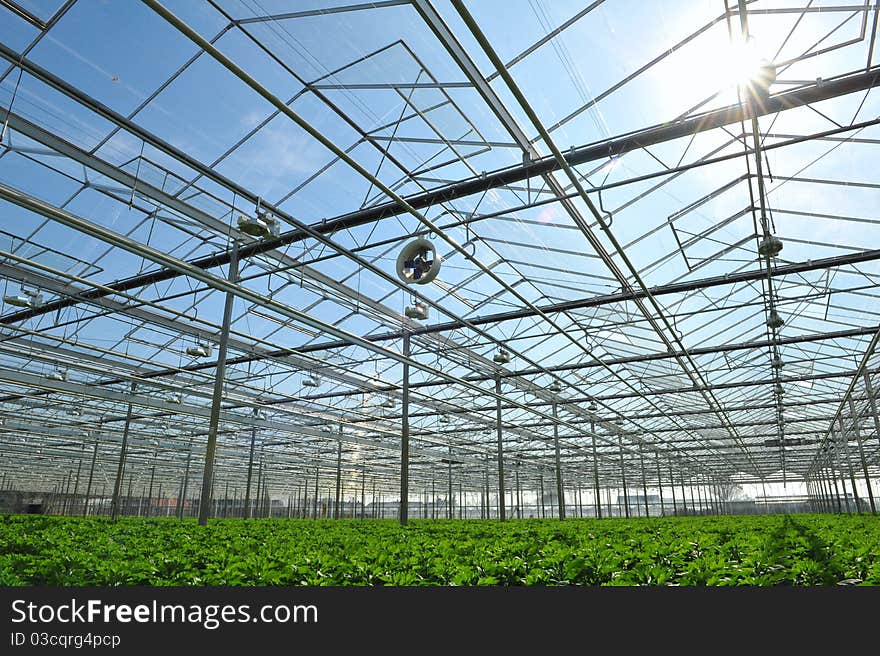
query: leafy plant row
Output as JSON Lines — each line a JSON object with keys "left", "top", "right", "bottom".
{"left": 1, "top": 514, "right": 878, "bottom": 586}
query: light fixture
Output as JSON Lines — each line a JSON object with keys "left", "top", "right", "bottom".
{"left": 775, "top": 383, "right": 784, "bottom": 395}
{"left": 548, "top": 380, "right": 563, "bottom": 393}
{"left": 186, "top": 343, "right": 212, "bottom": 358}
{"left": 4, "top": 289, "right": 42, "bottom": 309}
{"left": 67, "top": 407, "right": 82, "bottom": 417}
{"left": 588, "top": 400, "right": 597, "bottom": 412}
{"left": 771, "top": 356, "right": 783, "bottom": 369}
{"left": 493, "top": 348, "right": 511, "bottom": 365}
{"left": 46, "top": 368, "right": 67, "bottom": 382}
{"left": 381, "top": 398, "right": 395, "bottom": 409}
{"left": 302, "top": 374, "right": 320, "bottom": 387}
{"left": 758, "top": 235, "right": 783, "bottom": 258}
{"left": 766, "top": 310, "right": 784, "bottom": 330}
{"left": 167, "top": 392, "right": 183, "bottom": 404}
{"left": 237, "top": 198, "right": 280, "bottom": 239}
{"left": 405, "top": 301, "right": 429, "bottom": 321}
{"left": 396, "top": 238, "right": 440, "bottom": 285}
{"left": 439, "top": 415, "right": 450, "bottom": 424}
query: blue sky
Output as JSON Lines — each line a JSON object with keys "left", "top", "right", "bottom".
{"left": 1, "top": 1, "right": 878, "bottom": 494}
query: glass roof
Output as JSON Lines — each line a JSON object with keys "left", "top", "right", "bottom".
{"left": 0, "top": 0, "right": 878, "bottom": 507}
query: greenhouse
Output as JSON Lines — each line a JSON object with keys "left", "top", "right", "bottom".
{"left": 0, "top": 0, "right": 879, "bottom": 587}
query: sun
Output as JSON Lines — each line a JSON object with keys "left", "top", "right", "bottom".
{"left": 722, "top": 36, "right": 766, "bottom": 88}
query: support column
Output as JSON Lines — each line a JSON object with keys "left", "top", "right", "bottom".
{"left": 515, "top": 462, "right": 522, "bottom": 519}
{"left": 198, "top": 240, "right": 239, "bottom": 526}
{"left": 680, "top": 470, "right": 689, "bottom": 516}
{"left": 147, "top": 458, "right": 156, "bottom": 518}
{"left": 639, "top": 442, "right": 649, "bottom": 517}
{"left": 399, "top": 331, "right": 410, "bottom": 525}
{"left": 255, "top": 458, "right": 264, "bottom": 518}
{"left": 495, "top": 374, "right": 506, "bottom": 521}
{"left": 552, "top": 400, "right": 565, "bottom": 520}
{"left": 334, "top": 438, "right": 342, "bottom": 520}
{"left": 864, "top": 372, "right": 880, "bottom": 449}
{"left": 110, "top": 381, "right": 137, "bottom": 521}
{"left": 837, "top": 417, "right": 862, "bottom": 513}
{"left": 447, "top": 445, "right": 453, "bottom": 520}
{"left": 669, "top": 465, "right": 677, "bottom": 516}
{"left": 822, "top": 473, "right": 832, "bottom": 512}
{"left": 618, "top": 434, "right": 629, "bottom": 518}
{"left": 848, "top": 397, "right": 876, "bottom": 514}
{"left": 656, "top": 455, "right": 665, "bottom": 516}
{"left": 177, "top": 445, "right": 191, "bottom": 519}
{"left": 591, "top": 416, "right": 601, "bottom": 518}
{"left": 313, "top": 466, "right": 319, "bottom": 519}
{"left": 483, "top": 454, "right": 490, "bottom": 519}
{"left": 539, "top": 472, "right": 545, "bottom": 518}
{"left": 360, "top": 463, "right": 366, "bottom": 520}
{"left": 244, "top": 407, "right": 258, "bottom": 519}
{"left": 72, "top": 447, "right": 83, "bottom": 516}
{"left": 830, "top": 463, "right": 844, "bottom": 513}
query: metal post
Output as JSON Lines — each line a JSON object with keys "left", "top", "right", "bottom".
{"left": 255, "top": 459, "right": 264, "bottom": 518}
{"left": 72, "top": 447, "right": 84, "bottom": 515}
{"left": 679, "top": 469, "right": 687, "bottom": 516}
{"left": 848, "top": 397, "right": 876, "bottom": 514}
{"left": 197, "top": 240, "right": 239, "bottom": 526}
{"left": 669, "top": 464, "right": 678, "bottom": 517}
{"left": 244, "top": 407, "right": 258, "bottom": 519}
{"left": 124, "top": 473, "right": 134, "bottom": 517}
{"left": 495, "top": 374, "right": 506, "bottom": 521}
{"left": 538, "top": 472, "right": 546, "bottom": 519}
{"left": 656, "top": 456, "right": 665, "bottom": 516}
{"left": 399, "top": 331, "right": 410, "bottom": 525}
{"left": 110, "top": 381, "right": 137, "bottom": 521}
{"left": 822, "top": 468, "right": 835, "bottom": 513}
{"left": 147, "top": 460, "right": 156, "bottom": 518}
{"left": 618, "top": 434, "right": 629, "bottom": 518}
{"left": 60, "top": 471, "right": 71, "bottom": 516}
{"left": 360, "top": 464, "right": 366, "bottom": 520}
{"left": 334, "top": 439, "right": 342, "bottom": 520}
{"left": 639, "top": 442, "right": 649, "bottom": 517}
{"left": 515, "top": 463, "right": 521, "bottom": 519}
{"left": 826, "top": 469, "right": 837, "bottom": 513}
{"left": 816, "top": 469, "right": 828, "bottom": 512}
{"left": 313, "top": 466, "right": 319, "bottom": 519}
{"left": 447, "top": 445, "right": 453, "bottom": 520}
{"left": 459, "top": 480, "right": 463, "bottom": 519}
{"left": 830, "top": 464, "right": 843, "bottom": 513}
{"left": 178, "top": 445, "right": 191, "bottom": 519}
{"left": 552, "top": 400, "right": 565, "bottom": 520}
{"left": 863, "top": 371, "right": 880, "bottom": 452}
{"left": 837, "top": 417, "right": 861, "bottom": 513}
{"left": 591, "top": 418, "right": 601, "bottom": 518}
{"left": 483, "top": 454, "right": 490, "bottom": 519}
